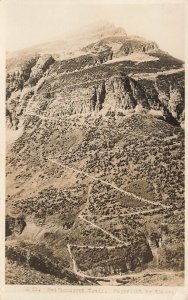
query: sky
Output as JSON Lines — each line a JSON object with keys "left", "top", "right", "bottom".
{"left": 5, "top": 0, "right": 185, "bottom": 60}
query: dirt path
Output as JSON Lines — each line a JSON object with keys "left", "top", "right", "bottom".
{"left": 75, "top": 184, "right": 130, "bottom": 246}
{"left": 47, "top": 160, "right": 173, "bottom": 281}
{"left": 131, "top": 67, "right": 184, "bottom": 80}
{"left": 78, "top": 184, "right": 93, "bottom": 219}
{"left": 67, "top": 243, "right": 78, "bottom": 274}
{"left": 45, "top": 159, "right": 174, "bottom": 283}
{"left": 69, "top": 244, "right": 117, "bottom": 249}
{"left": 79, "top": 215, "right": 129, "bottom": 246}
{"left": 67, "top": 244, "right": 183, "bottom": 281}
{"left": 49, "top": 158, "right": 169, "bottom": 209}
{"left": 100, "top": 207, "right": 163, "bottom": 219}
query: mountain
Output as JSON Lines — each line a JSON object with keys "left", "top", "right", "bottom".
{"left": 6, "top": 22, "right": 184, "bottom": 285}
{"left": 6, "top": 22, "right": 184, "bottom": 130}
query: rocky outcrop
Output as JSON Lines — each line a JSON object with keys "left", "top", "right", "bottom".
{"left": 6, "top": 55, "right": 55, "bottom": 129}
{"left": 6, "top": 215, "right": 26, "bottom": 237}
{"left": 90, "top": 81, "right": 106, "bottom": 111}
{"left": 96, "top": 49, "right": 113, "bottom": 64}
{"left": 82, "top": 36, "right": 158, "bottom": 59}
{"left": 43, "top": 71, "right": 184, "bottom": 125}
{"left": 73, "top": 239, "right": 153, "bottom": 277}
{"left": 6, "top": 54, "right": 55, "bottom": 96}
{"left": 6, "top": 65, "right": 184, "bottom": 129}
{"left": 6, "top": 56, "right": 39, "bottom": 96}
{"left": 5, "top": 241, "right": 81, "bottom": 284}
{"left": 117, "top": 39, "right": 159, "bottom": 57}
{"left": 138, "top": 72, "right": 185, "bottom": 124}
{"left": 28, "top": 55, "right": 55, "bottom": 86}
{"left": 104, "top": 74, "right": 149, "bottom": 110}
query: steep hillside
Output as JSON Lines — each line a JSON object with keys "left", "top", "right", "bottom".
{"left": 6, "top": 40, "right": 184, "bottom": 130}
{"left": 6, "top": 23, "right": 184, "bottom": 285}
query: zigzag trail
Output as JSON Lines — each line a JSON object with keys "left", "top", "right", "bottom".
{"left": 44, "top": 155, "right": 171, "bottom": 280}
{"left": 67, "top": 243, "right": 182, "bottom": 280}
{"left": 79, "top": 215, "right": 129, "bottom": 245}
{"left": 49, "top": 158, "right": 170, "bottom": 209}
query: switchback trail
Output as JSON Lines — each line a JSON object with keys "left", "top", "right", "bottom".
{"left": 49, "top": 158, "right": 169, "bottom": 209}
{"left": 79, "top": 215, "right": 129, "bottom": 246}
{"left": 67, "top": 244, "right": 183, "bottom": 281}
{"left": 100, "top": 207, "right": 163, "bottom": 219}
{"left": 75, "top": 184, "right": 129, "bottom": 245}
{"left": 69, "top": 244, "right": 117, "bottom": 249}
{"left": 132, "top": 67, "right": 184, "bottom": 80}
{"left": 78, "top": 184, "right": 93, "bottom": 219}
{"left": 67, "top": 243, "right": 78, "bottom": 274}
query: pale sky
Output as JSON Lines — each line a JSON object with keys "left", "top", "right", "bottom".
{"left": 5, "top": 0, "right": 185, "bottom": 60}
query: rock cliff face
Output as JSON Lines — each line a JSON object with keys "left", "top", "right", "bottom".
{"left": 6, "top": 55, "right": 39, "bottom": 96}
{"left": 6, "top": 59, "right": 184, "bottom": 128}
{"left": 73, "top": 240, "right": 153, "bottom": 277}
{"left": 6, "top": 55, "right": 55, "bottom": 128}
{"left": 117, "top": 39, "right": 158, "bottom": 56}
{"left": 5, "top": 241, "right": 83, "bottom": 284}
{"left": 6, "top": 24, "right": 184, "bottom": 129}
{"left": 156, "top": 74, "right": 184, "bottom": 122}
{"left": 28, "top": 55, "right": 55, "bottom": 86}
{"left": 6, "top": 215, "right": 26, "bottom": 237}
{"left": 82, "top": 36, "right": 159, "bottom": 59}
{"left": 104, "top": 74, "right": 148, "bottom": 110}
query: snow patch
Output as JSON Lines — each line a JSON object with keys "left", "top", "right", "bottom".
{"left": 104, "top": 53, "right": 159, "bottom": 64}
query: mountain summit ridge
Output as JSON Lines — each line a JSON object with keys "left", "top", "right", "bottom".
{"left": 7, "top": 22, "right": 160, "bottom": 60}
{"left": 6, "top": 22, "right": 184, "bottom": 130}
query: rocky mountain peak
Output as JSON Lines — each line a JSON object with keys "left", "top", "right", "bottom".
{"left": 6, "top": 22, "right": 184, "bottom": 129}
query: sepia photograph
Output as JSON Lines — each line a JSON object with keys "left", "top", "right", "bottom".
{"left": 2, "top": 0, "right": 186, "bottom": 295}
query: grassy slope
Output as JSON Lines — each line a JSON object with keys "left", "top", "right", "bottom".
{"left": 6, "top": 112, "right": 184, "bottom": 283}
